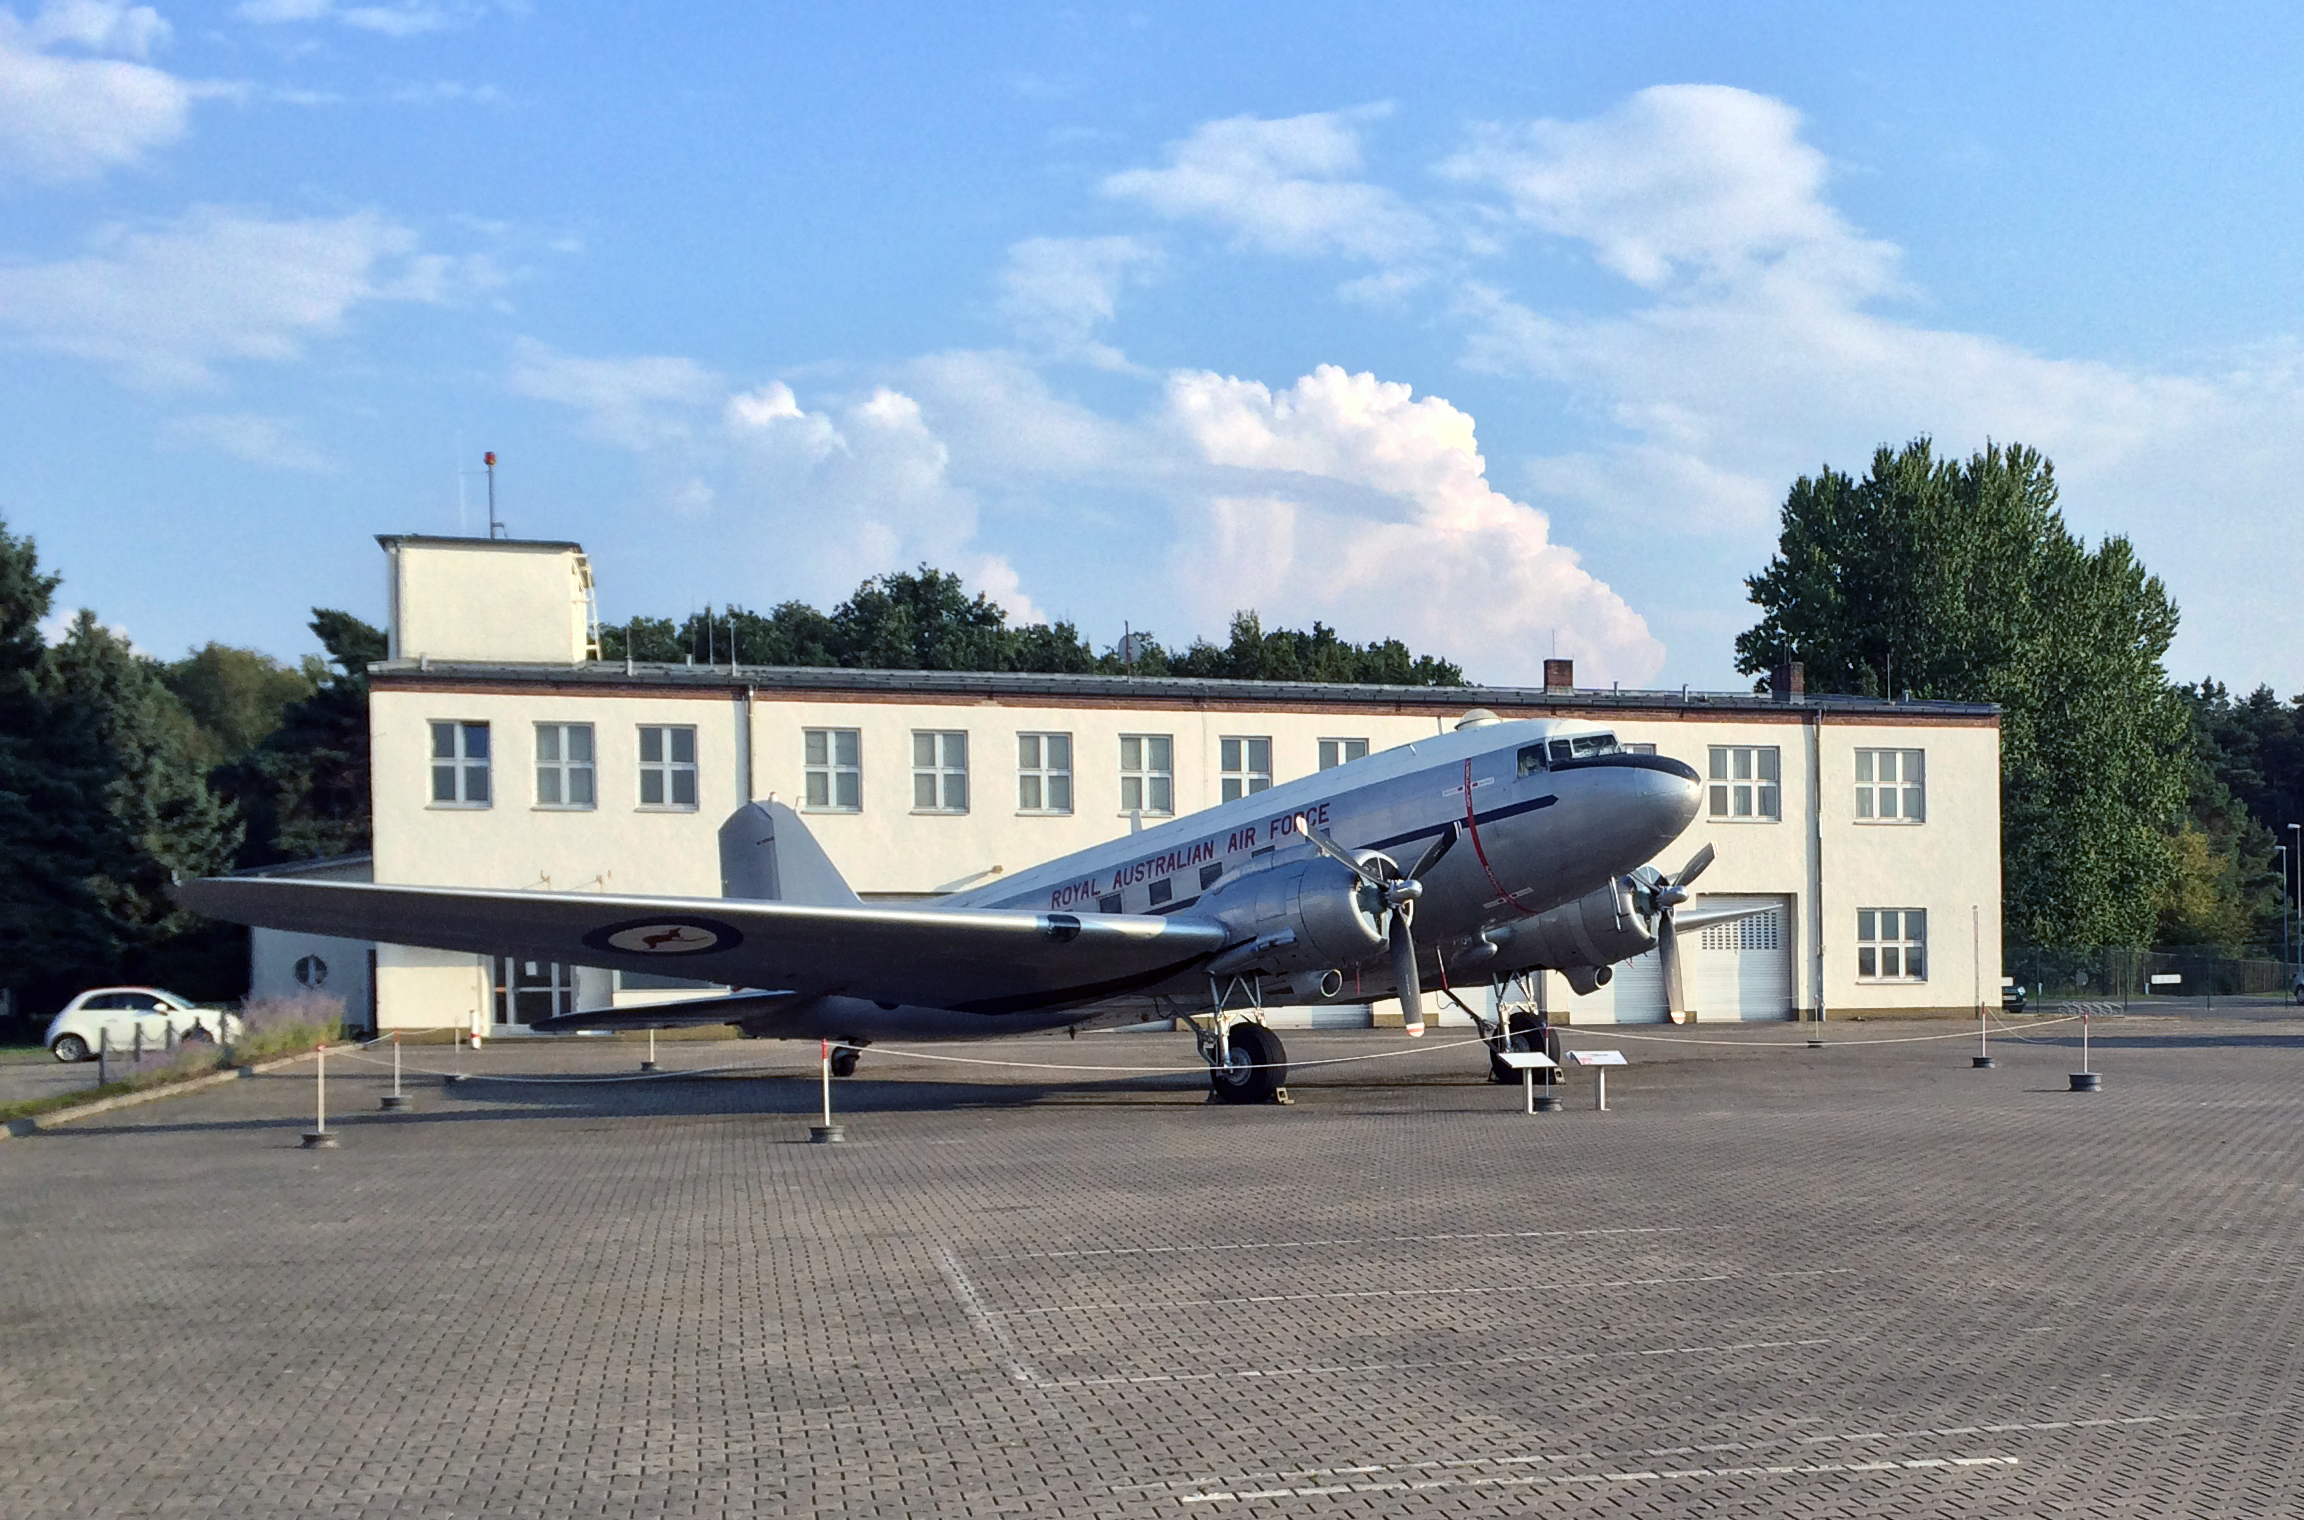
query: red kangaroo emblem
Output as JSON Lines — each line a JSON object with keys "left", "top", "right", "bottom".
{"left": 641, "top": 927, "right": 705, "bottom": 951}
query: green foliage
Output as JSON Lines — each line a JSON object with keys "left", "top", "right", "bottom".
{"left": 162, "top": 643, "right": 317, "bottom": 767}
{"left": 599, "top": 565, "right": 1462, "bottom": 686}
{"left": 2169, "top": 680, "right": 2303, "bottom": 951}
{"left": 217, "top": 610, "right": 384, "bottom": 866}
{"left": 1737, "top": 439, "right": 2191, "bottom": 948}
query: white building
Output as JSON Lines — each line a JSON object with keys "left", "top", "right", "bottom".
{"left": 254, "top": 536, "right": 2002, "bottom": 1035}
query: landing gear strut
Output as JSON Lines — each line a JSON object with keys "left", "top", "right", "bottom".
{"left": 1195, "top": 974, "right": 1290, "bottom": 1104}
{"left": 1451, "top": 973, "right": 1564, "bottom": 1086}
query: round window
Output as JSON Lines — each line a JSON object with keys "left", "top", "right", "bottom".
{"left": 293, "top": 955, "right": 329, "bottom": 988}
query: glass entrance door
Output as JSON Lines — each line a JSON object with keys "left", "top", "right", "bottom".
{"left": 494, "top": 958, "right": 575, "bottom": 1029}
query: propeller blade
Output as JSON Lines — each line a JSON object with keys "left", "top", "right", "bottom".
{"left": 1403, "top": 821, "right": 1460, "bottom": 885}
{"left": 1671, "top": 843, "right": 1717, "bottom": 889}
{"left": 1295, "top": 815, "right": 1387, "bottom": 889}
{"left": 1389, "top": 907, "right": 1425, "bottom": 1036}
{"left": 1658, "top": 909, "right": 1688, "bottom": 1024}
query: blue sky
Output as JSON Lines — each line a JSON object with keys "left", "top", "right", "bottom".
{"left": 4, "top": 1, "right": 2301, "bottom": 691}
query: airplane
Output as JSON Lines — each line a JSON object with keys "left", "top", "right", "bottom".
{"left": 176, "top": 714, "right": 1764, "bottom": 1104}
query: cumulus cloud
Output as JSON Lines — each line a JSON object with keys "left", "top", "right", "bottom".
{"left": 995, "top": 234, "right": 1161, "bottom": 363}
{"left": 1159, "top": 365, "right": 1663, "bottom": 684}
{"left": 0, "top": 206, "right": 468, "bottom": 387}
{"left": 1104, "top": 106, "right": 1436, "bottom": 264}
{"left": 162, "top": 410, "right": 334, "bottom": 472}
{"left": 0, "top": 0, "right": 195, "bottom": 180}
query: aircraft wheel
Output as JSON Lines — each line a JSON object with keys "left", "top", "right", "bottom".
{"left": 1488, "top": 1013, "right": 1537, "bottom": 1084}
{"left": 829, "top": 1046, "right": 860, "bottom": 1078}
{"left": 1209, "top": 1022, "right": 1286, "bottom": 1104}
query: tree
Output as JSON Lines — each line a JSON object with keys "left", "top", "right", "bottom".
{"left": 220, "top": 609, "right": 386, "bottom": 866}
{"left": 163, "top": 643, "right": 318, "bottom": 768}
{"left": 1736, "top": 439, "right": 2191, "bottom": 948}
{"left": 598, "top": 566, "right": 1463, "bottom": 686}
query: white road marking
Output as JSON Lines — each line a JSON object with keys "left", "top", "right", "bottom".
{"left": 1175, "top": 1454, "right": 2023, "bottom": 1504}
{"left": 1000, "top": 1267, "right": 1852, "bottom": 1318}
{"left": 1024, "top": 1225, "right": 1686, "bottom": 1259}
{"left": 933, "top": 1243, "right": 1041, "bottom": 1386}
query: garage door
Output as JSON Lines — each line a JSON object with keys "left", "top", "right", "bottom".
{"left": 1266, "top": 1003, "right": 1376, "bottom": 1030}
{"left": 1689, "top": 895, "right": 1794, "bottom": 1021}
{"left": 1571, "top": 948, "right": 1668, "bottom": 1024}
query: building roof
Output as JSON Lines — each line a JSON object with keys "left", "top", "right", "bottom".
{"left": 375, "top": 534, "right": 587, "bottom": 554}
{"left": 366, "top": 659, "right": 1999, "bottom": 723}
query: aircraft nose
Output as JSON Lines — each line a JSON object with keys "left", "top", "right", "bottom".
{"left": 1565, "top": 752, "right": 1702, "bottom": 854}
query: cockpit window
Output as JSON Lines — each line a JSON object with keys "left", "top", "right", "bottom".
{"left": 1517, "top": 744, "right": 1545, "bottom": 776}
{"left": 1548, "top": 732, "right": 1622, "bottom": 762}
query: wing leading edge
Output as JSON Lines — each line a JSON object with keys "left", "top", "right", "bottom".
{"left": 173, "top": 877, "right": 1229, "bottom": 1015}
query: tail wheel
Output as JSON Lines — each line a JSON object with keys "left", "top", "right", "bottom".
{"left": 1209, "top": 1022, "right": 1286, "bottom": 1104}
{"left": 829, "top": 1045, "right": 861, "bottom": 1078}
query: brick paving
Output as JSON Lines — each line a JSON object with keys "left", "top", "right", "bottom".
{"left": 3, "top": 1013, "right": 2303, "bottom": 1517}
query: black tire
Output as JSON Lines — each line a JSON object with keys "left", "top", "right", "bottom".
{"left": 180, "top": 1025, "right": 216, "bottom": 1045}
{"left": 51, "top": 1033, "right": 89, "bottom": 1063}
{"left": 1209, "top": 1022, "right": 1286, "bottom": 1104}
{"left": 1488, "top": 1013, "right": 1555, "bottom": 1084}
{"left": 829, "top": 1046, "right": 860, "bottom": 1078}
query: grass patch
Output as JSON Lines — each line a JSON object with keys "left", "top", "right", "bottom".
{"left": 0, "top": 995, "right": 346, "bottom": 1124}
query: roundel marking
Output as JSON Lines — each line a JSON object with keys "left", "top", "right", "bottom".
{"left": 582, "top": 915, "right": 743, "bottom": 957}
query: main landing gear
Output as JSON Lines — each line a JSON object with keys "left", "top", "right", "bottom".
{"left": 1196, "top": 975, "right": 1290, "bottom": 1104}
{"left": 1448, "top": 972, "right": 1564, "bottom": 1087}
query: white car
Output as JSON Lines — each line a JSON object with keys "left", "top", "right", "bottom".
{"left": 45, "top": 988, "right": 240, "bottom": 1063}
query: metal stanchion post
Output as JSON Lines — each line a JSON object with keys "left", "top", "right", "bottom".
{"left": 641, "top": 1026, "right": 658, "bottom": 1074}
{"left": 303, "top": 1042, "right": 339, "bottom": 1147}
{"left": 447, "top": 1027, "right": 468, "bottom": 1085}
{"left": 380, "top": 1032, "right": 408, "bottom": 1109}
{"left": 98, "top": 1026, "right": 110, "bottom": 1087}
{"left": 810, "top": 1037, "right": 844, "bottom": 1142}
{"left": 1596, "top": 1067, "right": 1608, "bottom": 1112}
{"left": 2069, "top": 1009, "right": 2101, "bottom": 1092}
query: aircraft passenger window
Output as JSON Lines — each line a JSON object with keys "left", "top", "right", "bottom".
{"left": 1517, "top": 745, "right": 1545, "bottom": 776}
{"left": 1097, "top": 893, "right": 1122, "bottom": 914}
{"left": 1200, "top": 862, "right": 1223, "bottom": 889}
{"left": 1149, "top": 879, "right": 1173, "bottom": 906}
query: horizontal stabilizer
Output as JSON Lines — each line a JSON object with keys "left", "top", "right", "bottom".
{"left": 530, "top": 991, "right": 802, "bottom": 1033}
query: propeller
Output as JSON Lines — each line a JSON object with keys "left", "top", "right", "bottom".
{"left": 1641, "top": 843, "right": 1715, "bottom": 1024}
{"left": 1298, "top": 818, "right": 1459, "bottom": 1035}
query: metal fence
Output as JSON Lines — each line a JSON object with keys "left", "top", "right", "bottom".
{"left": 2006, "top": 946, "right": 2304, "bottom": 1008}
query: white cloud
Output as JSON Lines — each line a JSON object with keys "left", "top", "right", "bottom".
{"left": 0, "top": 1, "right": 194, "bottom": 180}
{"left": 508, "top": 338, "right": 725, "bottom": 450}
{"left": 163, "top": 411, "right": 333, "bottom": 472}
{"left": 0, "top": 206, "right": 457, "bottom": 387}
{"left": 995, "top": 234, "right": 1161, "bottom": 362}
{"left": 1159, "top": 365, "right": 1663, "bottom": 684}
{"left": 235, "top": 0, "right": 472, "bottom": 36}
{"left": 1103, "top": 106, "right": 1436, "bottom": 263}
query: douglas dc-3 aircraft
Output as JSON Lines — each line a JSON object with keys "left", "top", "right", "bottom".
{"left": 177, "top": 715, "right": 1765, "bottom": 1104}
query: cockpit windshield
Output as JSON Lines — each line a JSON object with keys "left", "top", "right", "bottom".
{"left": 1548, "top": 732, "right": 1621, "bottom": 763}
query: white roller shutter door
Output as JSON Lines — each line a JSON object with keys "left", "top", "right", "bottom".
{"left": 1688, "top": 895, "right": 1794, "bottom": 1021}
{"left": 1571, "top": 949, "right": 1667, "bottom": 1024}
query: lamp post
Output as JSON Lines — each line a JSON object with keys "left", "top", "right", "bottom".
{"left": 2281, "top": 845, "right": 2292, "bottom": 986}
{"left": 2290, "top": 823, "right": 2302, "bottom": 992}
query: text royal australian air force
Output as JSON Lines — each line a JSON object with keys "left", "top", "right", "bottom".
{"left": 1042, "top": 804, "right": 1338, "bottom": 911}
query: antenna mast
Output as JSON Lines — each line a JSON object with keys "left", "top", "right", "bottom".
{"left": 484, "top": 451, "right": 503, "bottom": 539}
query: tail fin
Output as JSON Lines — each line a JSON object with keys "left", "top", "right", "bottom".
{"left": 718, "top": 800, "right": 862, "bottom": 907}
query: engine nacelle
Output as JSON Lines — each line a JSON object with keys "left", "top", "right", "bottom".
{"left": 1200, "top": 856, "right": 1388, "bottom": 975}
{"left": 1503, "top": 877, "right": 1656, "bottom": 985}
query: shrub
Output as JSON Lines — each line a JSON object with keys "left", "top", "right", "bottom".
{"left": 229, "top": 993, "right": 344, "bottom": 1065}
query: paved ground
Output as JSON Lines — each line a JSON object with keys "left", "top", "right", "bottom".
{"left": 3, "top": 1013, "right": 2302, "bottom": 1518}
{"left": 0, "top": 1046, "right": 102, "bottom": 1105}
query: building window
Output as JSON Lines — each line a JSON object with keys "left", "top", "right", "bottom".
{"left": 1856, "top": 748, "right": 1926, "bottom": 822}
{"left": 803, "top": 728, "right": 861, "bottom": 812}
{"left": 1708, "top": 746, "right": 1781, "bottom": 820}
{"left": 913, "top": 731, "right": 968, "bottom": 813}
{"left": 1120, "top": 734, "right": 1173, "bottom": 815}
{"left": 638, "top": 725, "right": 698, "bottom": 809}
{"left": 494, "top": 957, "right": 574, "bottom": 1026}
{"left": 1017, "top": 733, "right": 1072, "bottom": 814}
{"left": 430, "top": 721, "right": 491, "bottom": 806}
{"left": 1220, "top": 736, "right": 1272, "bottom": 802}
{"left": 535, "top": 723, "right": 595, "bottom": 809}
{"left": 1857, "top": 909, "right": 1927, "bottom": 980}
{"left": 1318, "top": 738, "right": 1369, "bottom": 770}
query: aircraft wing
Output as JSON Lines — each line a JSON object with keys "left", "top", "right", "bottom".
{"left": 174, "top": 877, "right": 1228, "bottom": 1016}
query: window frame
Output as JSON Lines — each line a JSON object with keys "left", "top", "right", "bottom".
{"left": 636, "top": 724, "right": 700, "bottom": 811}
{"left": 1707, "top": 744, "right": 1782, "bottom": 822}
{"left": 1855, "top": 747, "right": 1927, "bottom": 824}
{"left": 1317, "top": 737, "right": 1370, "bottom": 771}
{"left": 1855, "top": 908, "right": 1929, "bottom": 981}
{"left": 430, "top": 719, "right": 492, "bottom": 808}
{"left": 1220, "top": 735, "right": 1273, "bottom": 803}
{"left": 802, "top": 727, "right": 862, "bottom": 813}
{"left": 1119, "top": 733, "right": 1174, "bottom": 817}
{"left": 1015, "top": 732, "right": 1073, "bottom": 816}
{"left": 912, "top": 730, "right": 970, "bottom": 814}
{"left": 533, "top": 721, "right": 597, "bottom": 811}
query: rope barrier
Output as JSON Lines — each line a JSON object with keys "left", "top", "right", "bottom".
{"left": 327, "top": 1013, "right": 2089, "bottom": 1083}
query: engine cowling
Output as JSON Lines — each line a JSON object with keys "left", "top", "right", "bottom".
{"left": 1502, "top": 876, "right": 1657, "bottom": 984}
{"left": 1200, "top": 856, "right": 1389, "bottom": 975}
